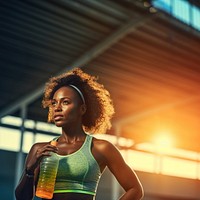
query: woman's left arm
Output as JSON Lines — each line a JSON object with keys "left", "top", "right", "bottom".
{"left": 103, "top": 141, "right": 144, "bottom": 200}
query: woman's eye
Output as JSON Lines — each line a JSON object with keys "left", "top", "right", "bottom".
{"left": 62, "top": 100, "right": 69, "bottom": 105}
{"left": 51, "top": 101, "right": 57, "bottom": 106}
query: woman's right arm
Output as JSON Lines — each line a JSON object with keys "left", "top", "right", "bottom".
{"left": 15, "top": 142, "right": 58, "bottom": 200}
{"left": 15, "top": 143, "right": 40, "bottom": 200}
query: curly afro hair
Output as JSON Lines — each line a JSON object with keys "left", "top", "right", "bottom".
{"left": 42, "top": 68, "right": 115, "bottom": 134}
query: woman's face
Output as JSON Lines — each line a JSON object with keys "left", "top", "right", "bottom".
{"left": 50, "top": 86, "right": 83, "bottom": 127}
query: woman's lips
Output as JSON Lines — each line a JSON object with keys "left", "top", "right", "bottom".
{"left": 54, "top": 115, "right": 63, "bottom": 121}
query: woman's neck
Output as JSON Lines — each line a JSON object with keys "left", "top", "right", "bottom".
{"left": 60, "top": 126, "right": 86, "bottom": 143}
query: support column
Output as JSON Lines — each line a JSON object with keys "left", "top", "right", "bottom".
{"left": 112, "top": 175, "right": 120, "bottom": 200}
{"left": 14, "top": 105, "right": 27, "bottom": 198}
{"left": 111, "top": 125, "right": 121, "bottom": 200}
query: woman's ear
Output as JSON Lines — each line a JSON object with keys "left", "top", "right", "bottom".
{"left": 80, "top": 104, "right": 87, "bottom": 115}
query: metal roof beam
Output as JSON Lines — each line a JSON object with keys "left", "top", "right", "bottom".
{"left": 0, "top": 13, "right": 156, "bottom": 118}
{"left": 114, "top": 95, "right": 200, "bottom": 127}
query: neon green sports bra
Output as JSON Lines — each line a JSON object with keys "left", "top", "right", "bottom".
{"left": 52, "top": 134, "right": 101, "bottom": 196}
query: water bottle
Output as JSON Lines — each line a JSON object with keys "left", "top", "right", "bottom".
{"left": 36, "top": 141, "right": 59, "bottom": 199}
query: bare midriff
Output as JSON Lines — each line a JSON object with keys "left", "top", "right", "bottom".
{"left": 43, "top": 192, "right": 95, "bottom": 200}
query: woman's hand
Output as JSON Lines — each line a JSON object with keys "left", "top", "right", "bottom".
{"left": 26, "top": 142, "right": 58, "bottom": 173}
{"left": 15, "top": 142, "right": 58, "bottom": 200}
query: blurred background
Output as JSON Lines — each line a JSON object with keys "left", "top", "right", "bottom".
{"left": 1, "top": 0, "right": 200, "bottom": 199}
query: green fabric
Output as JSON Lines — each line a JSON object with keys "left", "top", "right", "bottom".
{"left": 52, "top": 135, "right": 101, "bottom": 195}
{"left": 54, "top": 189, "right": 95, "bottom": 195}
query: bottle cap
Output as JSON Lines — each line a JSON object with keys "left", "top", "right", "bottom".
{"left": 50, "top": 141, "right": 57, "bottom": 146}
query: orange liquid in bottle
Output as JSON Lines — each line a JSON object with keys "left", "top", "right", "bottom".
{"left": 36, "top": 141, "right": 58, "bottom": 199}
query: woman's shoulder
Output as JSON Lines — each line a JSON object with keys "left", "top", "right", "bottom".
{"left": 92, "top": 135, "right": 111, "bottom": 145}
{"left": 91, "top": 135, "right": 118, "bottom": 153}
{"left": 33, "top": 141, "right": 50, "bottom": 147}
{"left": 91, "top": 135, "right": 123, "bottom": 167}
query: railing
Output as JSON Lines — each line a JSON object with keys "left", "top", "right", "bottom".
{"left": 0, "top": 115, "right": 200, "bottom": 180}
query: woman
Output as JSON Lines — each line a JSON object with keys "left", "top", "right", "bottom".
{"left": 15, "top": 68, "right": 144, "bottom": 200}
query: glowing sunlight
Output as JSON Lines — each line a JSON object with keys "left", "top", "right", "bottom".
{"left": 153, "top": 132, "right": 173, "bottom": 154}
